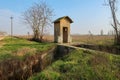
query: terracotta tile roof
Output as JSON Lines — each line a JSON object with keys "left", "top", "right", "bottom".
{"left": 53, "top": 16, "right": 73, "bottom": 23}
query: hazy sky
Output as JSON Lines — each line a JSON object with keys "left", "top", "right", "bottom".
{"left": 0, "top": 0, "right": 120, "bottom": 35}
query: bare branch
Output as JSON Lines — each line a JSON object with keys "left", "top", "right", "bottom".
{"left": 106, "top": 0, "right": 120, "bottom": 45}
{"left": 23, "top": 1, "right": 54, "bottom": 41}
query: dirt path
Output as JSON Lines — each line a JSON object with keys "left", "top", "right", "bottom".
{"left": 0, "top": 36, "right": 4, "bottom": 40}
{"left": 0, "top": 36, "right": 5, "bottom": 48}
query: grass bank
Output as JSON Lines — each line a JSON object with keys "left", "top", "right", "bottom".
{"left": 0, "top": 37, "right": 55, "bottom": 61}
{"left": 29, "top": 49, "right": 120, "bottom": 80}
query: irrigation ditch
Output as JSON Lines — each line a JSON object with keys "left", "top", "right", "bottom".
{"left": 0, "top": 44, "right": 76, "bottom": 80}
{"left": 0, "top": 43, "right": 119, "bottom": 80}
{"left": 73, "top": 44, "right": 120, "bottom": 55}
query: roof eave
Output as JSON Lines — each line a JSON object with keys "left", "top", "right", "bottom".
{"left": 53, "top": 16, "right": 73, "bottom": 23}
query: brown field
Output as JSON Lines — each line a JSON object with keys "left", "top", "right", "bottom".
{"left": 17, "top": 35, "right": 54, "bottom": 42}
{"left": 72, "top": 35, "right": 114, "bottom": 45}
{"left": 17, "top": 35, "right": 114, "bottom": 46}
{"left": 43, "top": 35, "right": 114, "bottom": 45}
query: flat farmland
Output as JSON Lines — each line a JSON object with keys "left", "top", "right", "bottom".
{"left": 72, "top": 35, "right": 114, "bottom": 45}
{"left": 18, "top": 35, "right": 114, "bottom": 45}
{"left": 43, "top": 35, "right": 114, "bottom": 45}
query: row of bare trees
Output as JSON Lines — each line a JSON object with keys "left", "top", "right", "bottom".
{"left": 23, "top": 1, "right": 53, "bottom": 41}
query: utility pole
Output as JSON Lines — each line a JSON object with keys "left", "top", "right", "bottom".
{"left": 10, "top": 16, "right": 13, "bottom": 37}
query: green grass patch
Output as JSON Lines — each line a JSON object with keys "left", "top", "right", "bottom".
{"left": 0, "top": 37, "right": 55, "bottom": 61}
{"left": 29, "top": 49, "right": 120, "bottom": 80}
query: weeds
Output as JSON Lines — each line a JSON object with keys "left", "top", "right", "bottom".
{"left": 29, "top": 49, "right": 120, "bottom": 80}
{"left": 0, "top": 37, "right": 55, "bottom": 61}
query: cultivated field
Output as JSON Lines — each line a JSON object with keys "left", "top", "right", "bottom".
{"left": 72, "top": 35, "right": 114, "bottom": 45}
{"left": 42, "top": 35, "right": 114, "bottom": 46}
{"left": 17, "top": 35, "right": 114, "bottom": 46}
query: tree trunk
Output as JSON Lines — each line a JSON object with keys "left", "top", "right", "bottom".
{"left": 33, "top": 29, "right": 40, "bottom": 41}
{"left": 109, "top": 0, "right": 120, "bottom": 45}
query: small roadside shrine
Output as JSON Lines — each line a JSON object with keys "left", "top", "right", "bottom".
{"left": 53, "top": 16, "right": 73, "bottom": 43}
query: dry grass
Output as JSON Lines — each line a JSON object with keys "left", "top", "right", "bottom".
{"left": 29, "top": 49, "right": 120, "bottom": 80}
{"left": 43, "top": 35, "right": 114, "bottom": 45}
{"left": 17, "top": 35, "right": 54, "bottom": 42}
{"left": 0, "top": 36, "right": 5, "bottom": 48}
{"left": 14, "top": 47, "right": 36, "bottom": 56}
{"left": 0, "top": 36, "right": 5, "bottom": 40}
{"left": 72, "top": 35, "right": 114, "bottom": 45}
{"left": 17, "top": 35, "right": 114, "bottom": 45}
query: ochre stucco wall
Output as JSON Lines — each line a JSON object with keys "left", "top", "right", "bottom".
{"left": 54, "top": 18, "right": 72, "bottom": 43}
{"left": 54, "top": 22, "right": 60, "bottom": 42}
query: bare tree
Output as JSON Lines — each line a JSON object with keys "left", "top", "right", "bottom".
{"left": 100, "top": 29, "right": 104, "bottom": 36}
{"left": 88, "top": 30, "right": 93, "bottom": 36}
{"left": 23, "top": 1, "right": 53, "bottom": 41}
{"left": 106, "top": 0, "right": 120, "bottom": 45}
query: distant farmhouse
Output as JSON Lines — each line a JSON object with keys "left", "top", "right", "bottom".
{"left": 53, "top": 16, "right": 73, "bottom": 43}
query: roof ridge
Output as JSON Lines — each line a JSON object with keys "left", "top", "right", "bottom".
{"left": 53, "top": 16, "right": 73, "bottom": 23}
